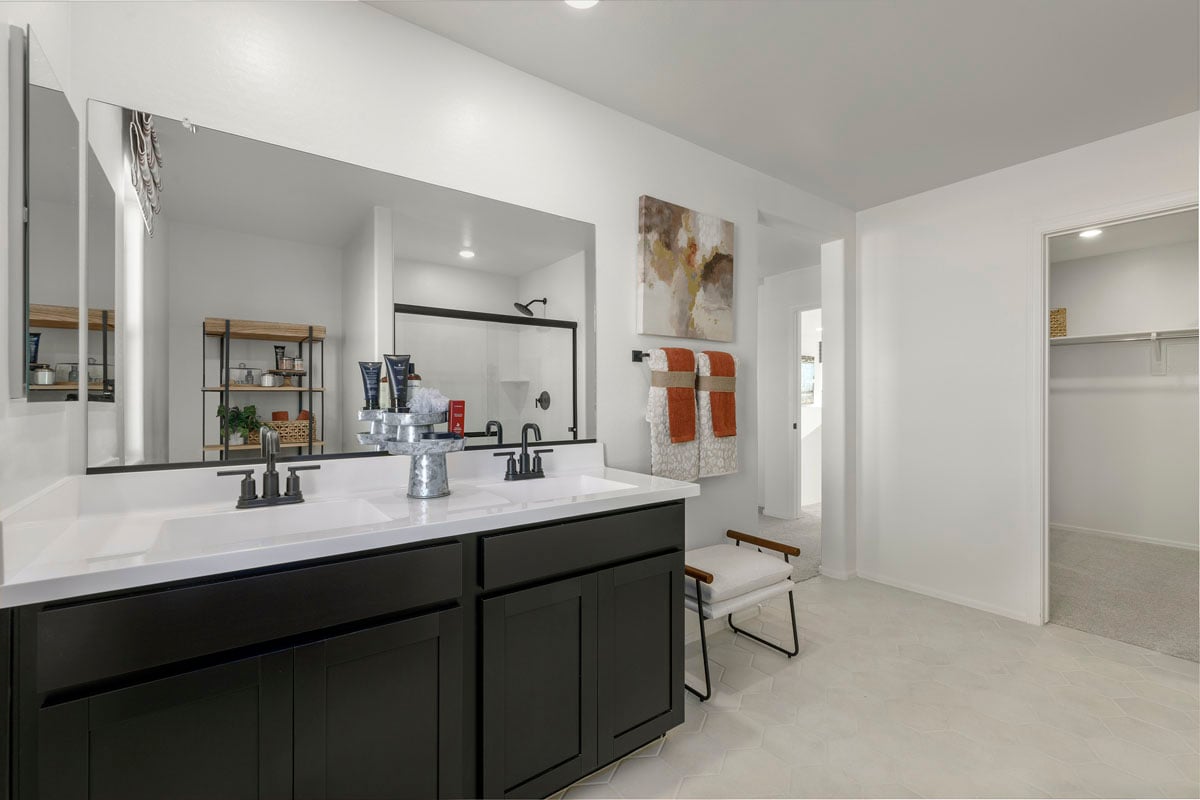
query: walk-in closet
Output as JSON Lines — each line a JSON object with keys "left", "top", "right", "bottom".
{"left": 1047, "top": 208, "right": 1200, "bottom": 661}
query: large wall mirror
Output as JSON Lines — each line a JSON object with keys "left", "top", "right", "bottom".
{"left": 18, "top": 29, "right": 83, "bottom": 402}
{"left": 84, "top": 99, "right": 596, "bottom": 470}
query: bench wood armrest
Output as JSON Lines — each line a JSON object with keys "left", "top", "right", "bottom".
{"left": 684, "top": 565, "right": 714, "bottom": 584}
{"left": 725, "top": 529, "right": 801, "bottom": 558}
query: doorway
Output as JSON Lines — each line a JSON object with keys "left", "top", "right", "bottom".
{"left": 1044, "top": 206, "right": 1199, "bottom": 661}
{"left": 754, "top": 267, "right": 822, "bottom": 580}
{"left": 760, "top": 306, "right": 824, "bottom": 581}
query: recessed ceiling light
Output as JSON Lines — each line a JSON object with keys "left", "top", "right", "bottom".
{"left": 459, "top": 249, "right": 475, "bottom": 259}
{"left": 564, "top": 0, "right": 599, "bottom": 8}
{"left": 1079, "top": 229, "right": 1103, "bottom": 239}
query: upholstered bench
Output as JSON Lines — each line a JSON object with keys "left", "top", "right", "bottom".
{"left": 684, "top": 530, "right": 801, "bottom": 700}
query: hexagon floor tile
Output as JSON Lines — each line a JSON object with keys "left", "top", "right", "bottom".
{"left": 553, "top": 576, "right": 1198, "bottom": 799}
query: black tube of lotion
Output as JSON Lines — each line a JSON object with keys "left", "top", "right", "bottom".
{"left": 359, "top": 361, "right": 383, "bottom": 410}
{"left": 383, "top": 354, "right": 411, "bottom": 411}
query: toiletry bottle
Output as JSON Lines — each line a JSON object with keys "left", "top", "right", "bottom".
{"left": 408, "top": 362, "right": 423, "bottom": 392}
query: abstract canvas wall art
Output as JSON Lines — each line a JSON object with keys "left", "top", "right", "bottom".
{"left": 637, "top": 195, "right": 734, "bottom": 342}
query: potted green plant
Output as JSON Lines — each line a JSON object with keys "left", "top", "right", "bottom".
{"left": 216, "top": 404, "right": 261, "bottom": 446}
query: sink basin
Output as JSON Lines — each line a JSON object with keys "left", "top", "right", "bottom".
{"left": 152, "top": 499, "right": 390, "bottom": 556}
{"left": 477, "top": 474, "right": 637, "bottom": 505}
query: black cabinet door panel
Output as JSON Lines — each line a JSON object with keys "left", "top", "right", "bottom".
{"left": 36, "top": 650, "right": 293, "bottom": 800}
{"left": 597, "top": 551, "right": 684, "bottom": 763}
{"left": 481, "top": 574, "right": 597, "bottom": 799}
{"left": 293, "top": 609, "right": 463, "bottom": 800}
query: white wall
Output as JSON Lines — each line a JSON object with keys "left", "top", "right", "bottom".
{"left": 165, "top": 220, "right": 343, "bottom": 461}
{"left": 857, "top": 112, "right": 1199, "bottom": 623}
{"left": 1049, "top": 239, "right": 1199, "bottom": 549}
{"left": 757, "top": 265, "right": 820, "bottom": 519}
{"left": 395, "top": 259, "right": 517, "bottom": 316}
{"left": 1051, "top": 242, "right": 1198, "bottom": 335}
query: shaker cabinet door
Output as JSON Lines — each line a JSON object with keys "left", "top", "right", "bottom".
{"left": 596, "top": 551, "right": 684, "bottom": 764}
{"left": 293, "top": 609, "right": 464, "bottom": 800}
{"left": 480, "top": 574, "right": 598, "bottom": 799}
{"left": 36, "top": 650, "right": 293, "bottom": 800}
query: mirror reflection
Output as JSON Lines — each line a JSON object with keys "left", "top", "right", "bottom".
{"left": 395, "top": 306, "right": 579, "bottom": 446}
{"left": 85, "top": 99, "right": 595, "bottom": 469}
{"left": 24, "top": 31, "right": 82, "bottom": 402}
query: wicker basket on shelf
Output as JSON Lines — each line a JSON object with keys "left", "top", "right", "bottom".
{"left": 1049, "top": 307, "right": 1067, "bottom": 338}
{"left": 247, "top": 419, "right": 315, "bottom": 446}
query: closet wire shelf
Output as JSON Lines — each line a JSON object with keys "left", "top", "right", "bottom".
{"left": 1049, "top": 328, "right": 1199, "bottom": 346}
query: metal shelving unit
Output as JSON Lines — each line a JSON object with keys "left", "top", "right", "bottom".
{"left": 201, "top": 317, "right": 326, "bottom": 461}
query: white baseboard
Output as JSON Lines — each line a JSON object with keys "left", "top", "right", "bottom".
{"left": 818, "top": 565, "right": 856, "bottom": 580}
{"left": 1050, "top": 522, "right": 1199, "bottom": 552}
{"left": 856, "top": 569, "right": 1040, "bottom": 625}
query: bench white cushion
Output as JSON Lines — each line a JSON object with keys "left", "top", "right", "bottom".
{"left": 685, "top": 578, "right": 794, "bottom": 620}
{"left": 684, "top": 544, "right": 794, "bottom": 605}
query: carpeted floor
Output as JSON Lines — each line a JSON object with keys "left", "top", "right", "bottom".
{"left": 758, "top": 504, "right": 822, "bottom": 582}
{"left": 1050, "top": 527, "right": 1200, "bottom": 662}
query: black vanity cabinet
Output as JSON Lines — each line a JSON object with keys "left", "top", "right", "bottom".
{"left": 479, "top": 504, "right": 685, "bottom": 799}
{"left": 8, "top": 500, "right": 685, "bottom": 800}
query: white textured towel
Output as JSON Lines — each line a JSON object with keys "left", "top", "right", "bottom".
{"left": 645, "top": 349, "right": 698, "bottom": 480}
{"left": 697, "top": 351, "right": 738, "bottom": 477}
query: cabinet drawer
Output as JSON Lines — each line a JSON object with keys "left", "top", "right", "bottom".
{"left": 480, "top": 503, "right": 683, "bottom": 592}
{"left": 36, "top": 542, "right": 462, "bottom": 694}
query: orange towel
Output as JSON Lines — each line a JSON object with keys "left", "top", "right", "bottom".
{"left": 663, "top": 347, "right": 696, "bottom": 443}
{"left": 703, "top": 350, "right": 736, "bottom": 437}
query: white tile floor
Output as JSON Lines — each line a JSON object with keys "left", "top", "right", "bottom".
{"left": 553, "top": 576, "right": 1200, "bottom": 799}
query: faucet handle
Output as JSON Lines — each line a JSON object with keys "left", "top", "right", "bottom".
{"left": 532, "top": 449, "right": 554, "bottom": 474}
{"left": 284, "top": 464, "right": 320, "bottom": 498}
{"left": 493, "top": 450, "right": 518, "bottom": 478}
{"left": 216, "top": 469, "right": 257, "bottom": 504}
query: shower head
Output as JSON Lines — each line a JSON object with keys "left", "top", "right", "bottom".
{"left": 514, "top": 298, "right": 547, "bottom": 317}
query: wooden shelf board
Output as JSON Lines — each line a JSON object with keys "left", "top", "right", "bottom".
{"left": 203, "top": 441, "right": 325, "bottom": 452}
{"left": 30, "top": 383, "right": 105, "bottom": 390}
{"left": 29, "top": 304, "right": 115, "bottom": 331}
{"left": 203, "top": 386, "right": 324, "bottom": 393}
{"left": 203, "top": 317, "right": 326, "bottom": 342}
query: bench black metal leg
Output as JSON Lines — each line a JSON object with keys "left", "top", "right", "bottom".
{"left": 684, "top": 578, "right": 712, "bottom": 701}
{"left": 727, "top": 590, "right": 800, "bottom": 657}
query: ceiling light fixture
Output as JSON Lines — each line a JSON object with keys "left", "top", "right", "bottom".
{"left": 564, "top": 0, "right": 599, "bottom": 8}
{"left": 459, "top": 249, "right": 475, "bottom": 259}
{"left": 1079, "top": 229, "right": 1103, "bottom": 239}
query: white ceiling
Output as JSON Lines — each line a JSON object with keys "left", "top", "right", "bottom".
{"left": 141, "top": 107, "right": 592, "bottom": 275}
{"left": 368, "top": 0, "right": 1199, "bottom": 210}
{"left": 1049, "top": 209, "right": 1198, "bottom": 263}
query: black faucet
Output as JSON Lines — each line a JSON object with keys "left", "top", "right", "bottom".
{"left": 218, "top": 427, "right": 320, "bottom": 509}
{"left": 485, "top": 419, "right": 503, "bottom": 444}
{"left": 493, "top": 423, "right": 553, "bottom": 481}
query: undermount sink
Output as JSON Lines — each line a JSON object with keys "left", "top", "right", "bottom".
{"left": 477, "top": 474, "right": 638, "bottom": 504}
{"left": 152, "top": 498, "right": 390, "bottom": 556}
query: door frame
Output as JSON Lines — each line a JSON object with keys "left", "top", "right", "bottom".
{"left": 790, "top": 304, "right": 821, "bottom": 519}
{"left": 1034, "top": 193, "right": 1198, "bottom": 624}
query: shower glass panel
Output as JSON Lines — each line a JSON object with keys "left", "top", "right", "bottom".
{"left": 394, "top": 305, "right": 578, "bottom": 447}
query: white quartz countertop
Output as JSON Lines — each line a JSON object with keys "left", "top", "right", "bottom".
{"left": 0, "top": 444, "right": 698, "bottom": 608}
